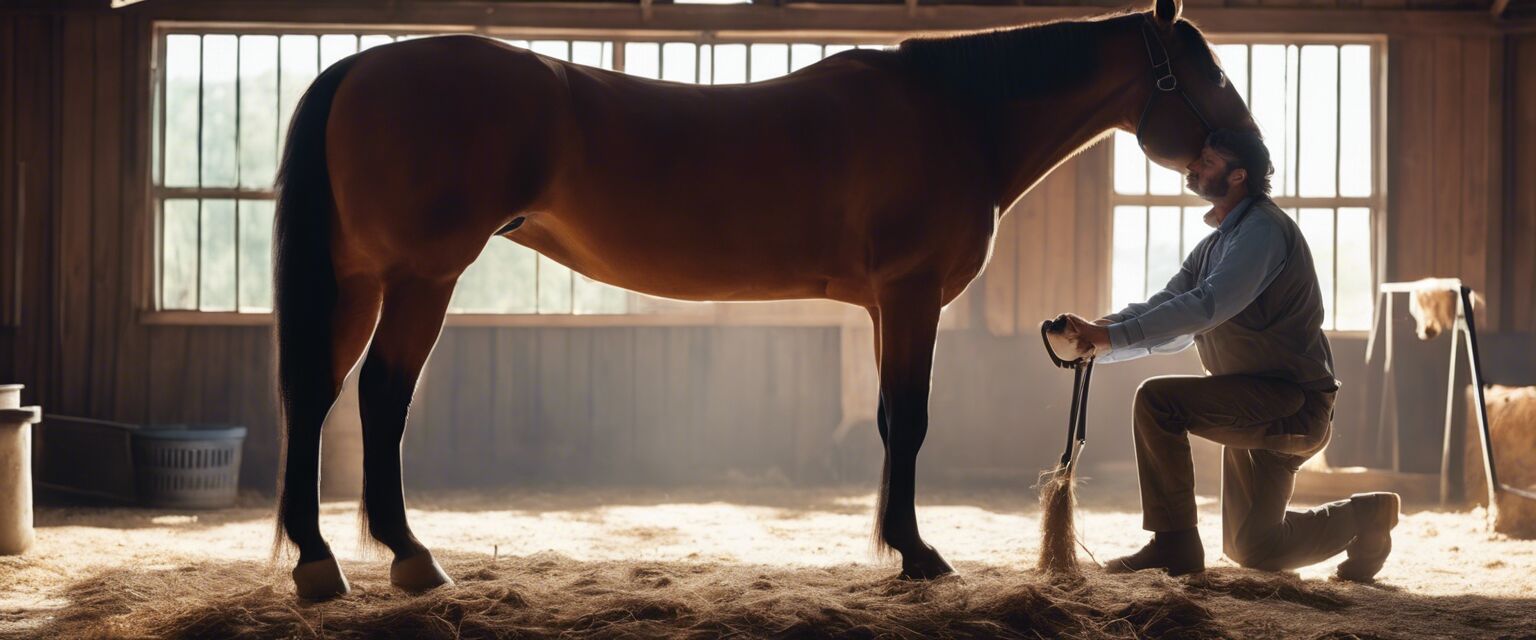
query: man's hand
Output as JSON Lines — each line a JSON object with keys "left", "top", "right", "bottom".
{"left": 1064, "top": 314, "right": 1112, "bottom": 354}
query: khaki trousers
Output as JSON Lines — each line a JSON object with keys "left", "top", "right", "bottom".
{"left": 1132, "top": 374, "right": 1361, "bottom": 571}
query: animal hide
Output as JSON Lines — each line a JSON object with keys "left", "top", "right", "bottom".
{"left": 1463, "top": 385, "right": 1536, "bottom": 539}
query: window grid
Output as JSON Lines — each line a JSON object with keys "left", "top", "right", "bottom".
{"left": 1109, "top": 39, "right": 1383, "bottom": 332}
{"left": 151, "top": 28, "right": 890, "bottom": 314}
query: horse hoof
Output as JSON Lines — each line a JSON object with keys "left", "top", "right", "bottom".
{"left": 293, "top": 557, "right": 351, "bottom": 600}
{"left": 391, "top": 552, "right": 454, "bottom": 593}
{"left": 899, "top": 546, "right": 956, "bottom": 580}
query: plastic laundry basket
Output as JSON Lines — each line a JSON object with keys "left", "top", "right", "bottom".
{"left": 132, "top": 425, "right": 246, "bottom": 509}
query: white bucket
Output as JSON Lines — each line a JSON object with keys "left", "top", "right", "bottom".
{"left": 0, "top": 384, "right": 41, "bottom": 555}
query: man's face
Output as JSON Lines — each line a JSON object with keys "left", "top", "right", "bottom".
{"left": 1185, "top": 146, "right": 1239, "bottom": 200}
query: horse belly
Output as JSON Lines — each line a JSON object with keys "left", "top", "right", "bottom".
{"left": 508, "top": 203, "right": 851, "bottom": 303}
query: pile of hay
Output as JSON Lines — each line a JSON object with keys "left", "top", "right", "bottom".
{"left": 6, "top": 487, "right": 1536, "bottom": 638}
{"left": 15, "top": 551, "right": 1339, "bottom": 639}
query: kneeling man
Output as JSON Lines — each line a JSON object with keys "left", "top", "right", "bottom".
{"left": 1060, "top": 129, "right": 1398, "bottom": 580}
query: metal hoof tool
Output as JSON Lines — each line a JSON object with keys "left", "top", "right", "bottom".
{"left": 1040, "top": 318, "right": 1094, "bottom": 470}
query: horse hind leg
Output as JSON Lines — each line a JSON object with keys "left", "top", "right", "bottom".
{"left": 357, "top": 275, "right": 458, "bottom": 593}
{"left": 282, "top": 275, "right": 383, "bottom": 600}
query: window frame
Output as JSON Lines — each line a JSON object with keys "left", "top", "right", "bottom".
{"left": 142, "top": 22, "right": 901, "bottom": 327}
{"left": 1104, "top": 33, "right": 1388, "bottom": 337}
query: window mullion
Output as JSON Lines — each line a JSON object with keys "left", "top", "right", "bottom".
{"left": 233, "top": 37, "right": 241, "bottom": 312}
{"left": 1333, "top": 47, "right": 1343, "bottom": 329}
{"left": 156, "top": 34, "right": 169, "bottom": 310}
{"left": 195, "top": 35, "right": 205, "bottom": 311}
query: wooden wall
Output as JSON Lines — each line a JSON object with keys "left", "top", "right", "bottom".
{"left": 1504, "top": 34, "right": 1536, "bottom": 333}
{"left": 1386, "top": 34, "right": 1506, "bottom": 323}
{"left": 400, "top": 327, "right": 845, "bottom": 489}
{"left": 982, "top": 145, "right": 1112, "bottom": 335}
{"left": 2, "top": 4, "right": 1533, "bottom": 494}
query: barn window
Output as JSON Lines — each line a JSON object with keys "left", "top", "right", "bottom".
{"left": 150, "top": 30, "right": 881, "bottom": 316}
{"left": 1109, "top": 40, "right": 1382, "bottom": 332}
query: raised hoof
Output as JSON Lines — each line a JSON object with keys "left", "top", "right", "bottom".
{"left": 899, "top": 546, "right": 956, "bottom": 580}
{"left": 391, "top": 552, "right": 454, "bottom": 593}
{"left": 292, "top": 557, "right": 351, "bottom": 601}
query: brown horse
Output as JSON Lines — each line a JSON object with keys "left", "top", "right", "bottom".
{"left": 272, "top": 0, "right": 1256, "bottom": 599}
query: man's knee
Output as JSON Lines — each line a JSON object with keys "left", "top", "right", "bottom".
{"left": 1135, "top": 377, "right": 1190, "bottom": 433}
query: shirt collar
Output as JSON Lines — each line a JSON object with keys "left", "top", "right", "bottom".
{"left": 1207, "top": 196, "right": 1255, "bottom": 232}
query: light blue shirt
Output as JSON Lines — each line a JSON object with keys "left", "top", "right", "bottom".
{"left": 1098, "top": 197, "right": 1290, "bottom": 364}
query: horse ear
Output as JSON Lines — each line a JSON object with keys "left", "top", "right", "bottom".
{"left": 1154, "top": 0, "right": 1181, "bottom": 25}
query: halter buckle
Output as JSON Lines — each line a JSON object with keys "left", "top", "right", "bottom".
{"left": 1156, "top": 73, "right": 1178, "bottom": 92}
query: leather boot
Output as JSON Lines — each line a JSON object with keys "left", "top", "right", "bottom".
{"left": 1335, "top": 492, "right": 1400, "bottom": 582}
{"left": 1105, "top": 527, "right": 1205, "bottom": 576}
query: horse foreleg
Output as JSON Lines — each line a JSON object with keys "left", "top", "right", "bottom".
{"left": 872, "top": 282, "right": 954, "bottom": 580}
{"left": 358, "top": 276, "right": 457, "bottom": 593}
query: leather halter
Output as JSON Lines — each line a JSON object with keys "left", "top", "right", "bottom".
{"left": 1135, "top": 17, "right": 1214, "bottom": 154}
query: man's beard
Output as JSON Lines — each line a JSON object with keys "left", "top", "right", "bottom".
{"left": 1186, "top": 169, "right": 1232, "bottom": 199}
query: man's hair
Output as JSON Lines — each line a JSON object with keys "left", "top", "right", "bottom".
{"left": 1205, "top": 129, "right": 1274, "bottom": 197}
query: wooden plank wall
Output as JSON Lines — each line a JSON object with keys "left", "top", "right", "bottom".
{"left": 1386, "top": 34, "right": 1505, "bottom": 323}
{"left": 982, "top": 144, "right": 1112, "bottom": 336}
{"left": 401, "top": 326, "right": 843, "bottom": 489}
{"left": 1504, "top": 34, "right": 1536, "bottom": 334}
{"left": 0, "top": 12, "right": 60, "bottom": 406}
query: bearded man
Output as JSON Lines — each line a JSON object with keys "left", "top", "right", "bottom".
{"left": 1059, "top": 129, "right": 1399, "bottom": 580}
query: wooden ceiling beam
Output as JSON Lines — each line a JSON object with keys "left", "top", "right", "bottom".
{"left": 108, "top": 1, "right": 1512, "bottom": 36}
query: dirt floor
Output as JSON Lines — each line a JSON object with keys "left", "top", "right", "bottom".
{"left": 2, "top": 482, "right": 1534, "bottom": 639}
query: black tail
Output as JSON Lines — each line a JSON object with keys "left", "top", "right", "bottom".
{"left": 271, "top": 56, "right": 359, "bottom": 561}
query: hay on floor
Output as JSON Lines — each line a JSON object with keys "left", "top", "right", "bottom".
{"left": 16, "top": 553, "right": 1317, "bottom": 639}
{"left": 4, "top": 487, "right": 1536, "bottom": 639}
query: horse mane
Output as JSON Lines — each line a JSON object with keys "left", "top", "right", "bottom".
{"left": 897, "top": 10, "right": 1225, "bottom": 102}
{"left": 1171, "top": 20, "right": 1227, "bottom": 86}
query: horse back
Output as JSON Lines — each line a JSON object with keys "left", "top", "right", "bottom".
{"left": 326, "top": 35, "right": 996, "bottom": 303}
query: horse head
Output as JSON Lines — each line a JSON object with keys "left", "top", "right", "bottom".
{"left": 1132, "top": 0, "right": 1259, "bottom": 171}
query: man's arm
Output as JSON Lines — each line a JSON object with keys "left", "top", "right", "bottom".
{"left": 1094, "top": 332, "right": 1195, "bottom": 364}
{"left": 1107, "top": 213, "right": 1289, "bottom": 350}
{"left": 1100, "top": 246, "right": 1203, "bottom": 324}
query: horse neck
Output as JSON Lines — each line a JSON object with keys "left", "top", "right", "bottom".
{"left": 991, "top": 25, "right": 1147, "bottom": 211}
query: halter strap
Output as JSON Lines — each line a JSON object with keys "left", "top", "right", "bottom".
{"left": 1136, "top": 18, "right": 1214, "bottom": 137}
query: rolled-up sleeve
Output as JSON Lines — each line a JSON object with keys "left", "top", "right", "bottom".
{"left": 1107, "top": 213, "right": 1289, "bottom": 352}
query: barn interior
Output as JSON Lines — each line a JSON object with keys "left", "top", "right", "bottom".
{"left": 2, "top": 0, "right": 1536, "bottom": 637}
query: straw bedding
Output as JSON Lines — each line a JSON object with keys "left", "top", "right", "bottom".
{"left": 13, "top": 553, "right": 1295, "bottom": 639}
{"left": 3, "top": 487, "right": 1535, "bottom": 639}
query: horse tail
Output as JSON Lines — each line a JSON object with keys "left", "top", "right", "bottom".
{"left": 271, "top": 55, "right": 359, "bottom": 562}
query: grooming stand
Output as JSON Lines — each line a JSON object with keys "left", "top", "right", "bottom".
{"left": 1373, "top": 280, "right": 1536, "bottom": 508}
